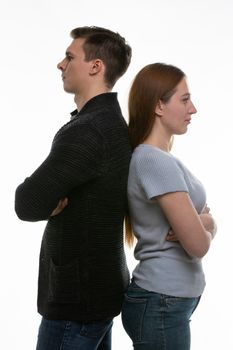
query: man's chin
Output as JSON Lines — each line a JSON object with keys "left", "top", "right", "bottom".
{"left": 63, "top": 85, "right": 74, "bottom": 94}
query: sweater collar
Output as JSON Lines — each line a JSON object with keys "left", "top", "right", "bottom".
{"left": 70, "top": 92, "right": 118, "bottom": 120}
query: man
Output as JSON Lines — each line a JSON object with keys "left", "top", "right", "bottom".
{"left": 15, "top": 26, "right": 132, "bottom": 350}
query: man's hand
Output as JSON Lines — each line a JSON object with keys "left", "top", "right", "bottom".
{"left": 50, "top": 198, "right": 68, "bottom": 216}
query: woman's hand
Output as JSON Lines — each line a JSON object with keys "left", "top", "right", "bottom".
{"left": 166, "top": 203, "right": 217, "bottom": 243}
{"left": 199, "top": 204, "right": 217, "bottom": 239}
{"left": 166, "top": 228, "right": 179, "bottom": 242}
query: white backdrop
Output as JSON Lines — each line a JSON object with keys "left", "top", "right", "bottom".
{"left": 1, "top": 0, "right": 232, "bottom": 349}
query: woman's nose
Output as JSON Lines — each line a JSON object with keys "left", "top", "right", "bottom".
{"left": 190, "top": 101, "right": 197, "bottom": 115}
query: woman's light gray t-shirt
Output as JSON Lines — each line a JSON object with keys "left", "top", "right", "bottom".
{"left": 128, "top": 144, "right": 207, "bottom": 297}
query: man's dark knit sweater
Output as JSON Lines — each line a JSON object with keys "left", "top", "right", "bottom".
{"left": 15, "top": 93, "right": 131, "bottom": 322}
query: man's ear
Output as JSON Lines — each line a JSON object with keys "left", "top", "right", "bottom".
{"left": 89, "top": 59, "right": 103, "bottom": 75}
{"left": 155, "top": 100, "right": 164, "bottom": 117}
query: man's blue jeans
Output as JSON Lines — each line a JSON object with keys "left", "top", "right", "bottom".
{"left": 36, "top": 317, "right": 113, "bottom": 350}
{"left": 121, "top": 281, "right": 200, "bottom": 350}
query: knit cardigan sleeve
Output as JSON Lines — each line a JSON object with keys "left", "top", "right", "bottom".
{"left": 15, "top": 122, "right": 104, "bottom": 221}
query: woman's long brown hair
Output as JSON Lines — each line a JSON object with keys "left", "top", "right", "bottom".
{"left": 125, "top": 63, "right": 185, "bottom": 246}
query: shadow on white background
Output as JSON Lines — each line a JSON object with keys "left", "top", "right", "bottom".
{"left": 1, "top": 0, "right": 232, "bottom": 349}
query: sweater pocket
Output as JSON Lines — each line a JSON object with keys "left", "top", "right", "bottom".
{"left": 48, "top": 259, "right": 80, "bottom": 304}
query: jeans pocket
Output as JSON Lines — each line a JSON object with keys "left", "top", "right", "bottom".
{"left": 48, "top": 259, "right": 80, "bottom": 303}
{"left": 121, "top": 294, "right": 147, "bottom": 343}
{"left": 80, "top": 319, "right": 113, "bottom": 339}
{"left": 164, "top": 295, "right": 200, "bottom": 319}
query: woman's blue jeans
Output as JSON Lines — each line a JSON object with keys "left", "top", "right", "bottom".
{"left": 36, "top": 317, "right": 113, "bottom": 350}
{"left": 121, "top": 282, "right": 200, "bottom": 350}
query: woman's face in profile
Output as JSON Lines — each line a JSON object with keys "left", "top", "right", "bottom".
{"left": 159, "top": 78, "right": 197, "bottom": 135}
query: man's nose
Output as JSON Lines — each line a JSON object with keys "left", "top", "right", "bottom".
{"left": 57, "top": 58, "right": 66, "bottom": 71}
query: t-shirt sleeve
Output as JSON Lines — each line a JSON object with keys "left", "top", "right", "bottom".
{"left": 137, "top": 149, "right": 188, "bottom": 200}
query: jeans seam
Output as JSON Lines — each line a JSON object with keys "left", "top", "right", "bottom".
{"left": 139, "top": 301, "right": 146, "bottom": 342}
{"left": 161, "top": 296, "right": 166, "bottom": 350}
{"left": 59, "top": 321, "right": 72, "bottom": 350}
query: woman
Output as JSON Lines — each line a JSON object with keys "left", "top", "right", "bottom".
{"left": 122, "top": 63, "right": 217, "bottom": 350}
